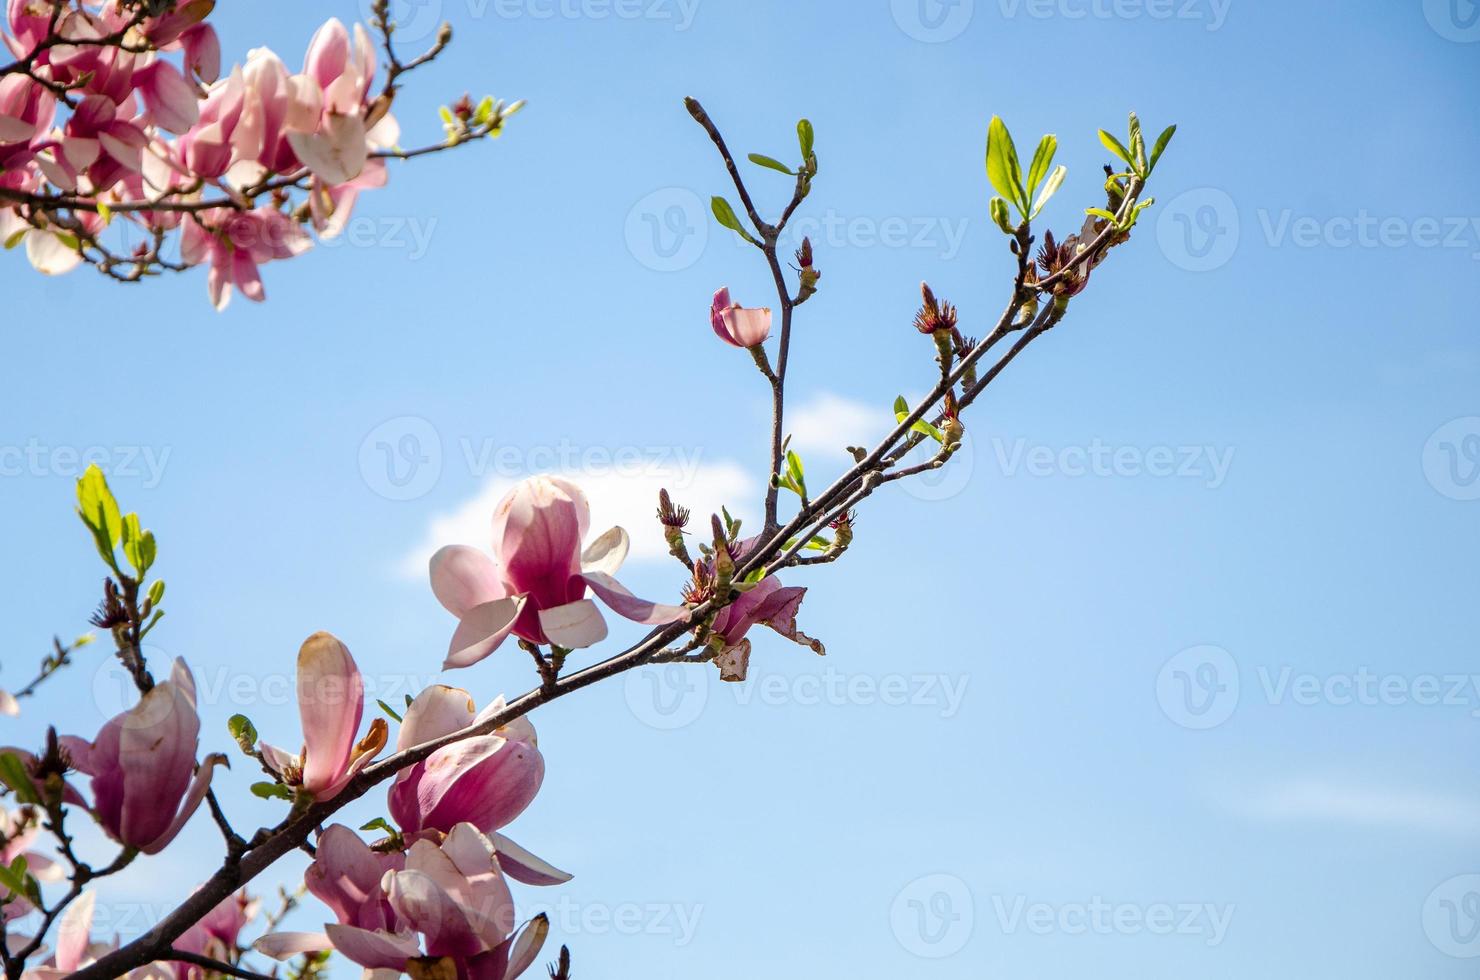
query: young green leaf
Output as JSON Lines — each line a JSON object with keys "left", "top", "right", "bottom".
{"left": 1026, "top": 134, "right": 1058, "bottom": 200}
{"left": 710, "top": 196, "right": 756, "bottom": 244}
{"left": 147, "top": 579, "right": 166, "bottom": 607}
{"left": 377, "top": 699, "right": 403, "bottom": 722}
{"left": 893, "top": 401, "right": 945, "bottom": 444}
{"left": 3, "top": 229, "right": 24, "bottom": 250}
{"left": 251, "top": 781, "right": 294, "bottom": 801}
{"left": 0, "top": 754, "right": 39, "bottom": 805}
{"left": 1098, "top": 129, "right": 1133, "bottom": 167}
{"left": 228, "top": 714, "right": 258, "bottom": 754}
{"left": 785, "top": 450, "right": 807, "bottom": 498}
{"left": 361, "top": 817, "right": 399, "bottom": 837}
{"left": 986, "top": 116, "right": 1028, "bottom": 215}
{"left": 1148, "top": 124, "right": 1177, "bottom": 175}
{"left": 797, "top": 119, "right": 815, "bottom": 159}
{"left": 1084, "top": 207, "right": 1118, "bottom": 222}
{"left": 893, "top": 395, "right": 909, "bottom": 416}
{"left": 76, "top": 464, "right": 123, "bottom": 550}
{"left": 990, "top": 197, "right": 1016, "bottom": 234}
{"left": 1031, "top": 164, "right": 1068, "bottom": 218}
{"left": 748, "top": 153, "right": 794, "bottom": 175}
{"left": 1128, "top": 112, "right": 1146, "bottom": 173}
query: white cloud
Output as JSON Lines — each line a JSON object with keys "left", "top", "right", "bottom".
{"left": 1224, "top": 777, "right": 1480, "bottom": 837}
{"left": 785, "top": 392, "right": 889, "bottom": 457}
{"left": 397, "top": 461, "right": 758, "bottom": 579}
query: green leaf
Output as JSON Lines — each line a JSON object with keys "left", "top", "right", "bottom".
{"left": 797, "top": 119, "right": 815, "bottom": 159}
{"left": 1085, "top": 207, "right": 1118, "bottom": 222}
{"left": 785, "top": 450, "right": 807, "bottom": 498}
{"left": 251, "top": 781, "right": 294, "bottom": 801}
{"left": 376, "top": 699, "right": 403, "bottom": 722}
{"left": 121, "top": 514, "right": 154, "bottom": 575}
{"left": 985, "top": 116, "right": 1027, "bottom": 215}
{"left": 989, "top": 197, "right": 1015, "bottom": 234}
{"left": 803, "top": 535, "right": 831, "bottom": 552}
{"left": 147, "top": 579, "right": 166, "bottom": 607}
{"left": 893, "top": 399, "right": 945, "bottom": 444}
{"left": 3, "top": 229, "right": 24, "bottom": 250}
{"left": 1031, "top": 164, "right": 1067, "bottom": 218}
{"left": 473, "top": 96, "right": 494, "bottom": 125}
{"left": 710, "top": 196, "right": 755, "bottom": 244}
{"left": 0, "top": 858, "right": 33, "bottom": 901}
{"left": 52, "top": 231, "right": 79, "bottom": 250}
{"left": 1148, "top": 124, "right": 1177, "bottom": 175}
{"left": 747, "top": 153, "right": 794, "bottom": 175}
{"left": 1098, "top": 129, "right": 1133, "bottom": 167}
{"left": 438, "top": 105, "right": 455, "bottom": 125}
{"left": 228, "top": 714, "right": 258, "bottom": 753}
{"left": 76, "top": 464, "right": 123, "bottom": 552}
{"left": 97, "top": 201, "right": 113, "bottom": 226}
{"left": 361, "top": 817, "right": 398, "bottom": 836}
{"left": 1025, "top": 134, "right": 1057, "bottom": 200}
{"left": 0, "top": 754, "right": 38, "bottom": 805}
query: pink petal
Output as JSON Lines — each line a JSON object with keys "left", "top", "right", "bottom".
{"left": 323, "top": 924, "right": 420, "bottom": 970}
{"left": 501, "top": 915, "right": 551, "bottom": 980}
{"left": 581, "top": 570, "right": 688, "bottom": 626}
{"left": 579, "top": 527, "right": 629, "bottom": 577}
{"left": 397, "top": 685, "right": 477, "bottom": 752}
{"left": 384, "top": 870, "right": 482, "bottom": 959}
{"left": 489, "top": 833, "right": 573, "bottom": 887}
{"left": 295, "top": 632, "right": 364, "bottom": 799}
{"left": 306, "top": 825, "right": 388, "bottom": 929}
{"left": 720, "top": 306, "right": 772, "bottom": 347}
{"left": 117, "top": 659, "right": 200, "bottom": 850}
{"left": 138, "top": 61, "right": 198, "bottom": 134}
{"left": 140, "top": 752, "right": 224, "bottom": 855}
{"left": 446, "top": 597, "right": 524, "bottom": 670}
{"left": 412, "top": 735, "right": 544, "bottom": 835}
{"left": 429, "top": 545, "right": 504, "bottom": 617}
{"left": 54, "top": 890, "right": 95, "bottom": 971}
{"left": 537, "top": 599, "right": 608, "bottom": 649}
{"left": 491, "top": 478, "right": 589, "bottom": 601}
{"left": 286, "top": 112, "right": 366, "bottom": 185}
{"left": 251, "top": 931, "right": 332, "bottom": 961}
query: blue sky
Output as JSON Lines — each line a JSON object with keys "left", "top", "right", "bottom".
{"left": 4, "top": 0, "right": 1479, "bottom": 977}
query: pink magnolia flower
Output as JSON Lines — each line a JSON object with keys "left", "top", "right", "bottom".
{"left": 691, "top": 537, "right": 823, "bottom": 682}
{"left": 254, "top": 823, "right": 554, "bottom": 980}
{"left": 61, "top": 659, "right": 225, "bottom": 856}
{"left": 386, "top": 687, "right": 571, "bottom": 887}
{"left": 177, "top": 23, "right": 220, "bottom": 84}
{"left": 430, "top": 476, "right": 687, "bottom": 668}
{"left": 15, "top": 890, "right": 115, "bottom": 979}
{"left": 38, "top": 93, "right": 149, "bottom": 193}
{"left": 0, "top": 74, "right": 54, "bottom": 146}
{"left": 172, "top": 888, "right": 259, "bottom": 977}
{"left": 133, "top": 60, "right": 199, "bottom": 134}
{"left": 286, "top": 18, "right": 383, "bottom": 186}
{"left": 710, "top": 287, "right": 772, "bottom": 348}
{"left": 179, "top": 204, "right": 310, "bottom": 309}
{"left": 258, "top": 631, "right": 387, "bottom": 802}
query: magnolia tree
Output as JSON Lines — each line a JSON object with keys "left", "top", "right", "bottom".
{"left": 0, "top": 5, "right": 1177, "bottom": 977}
